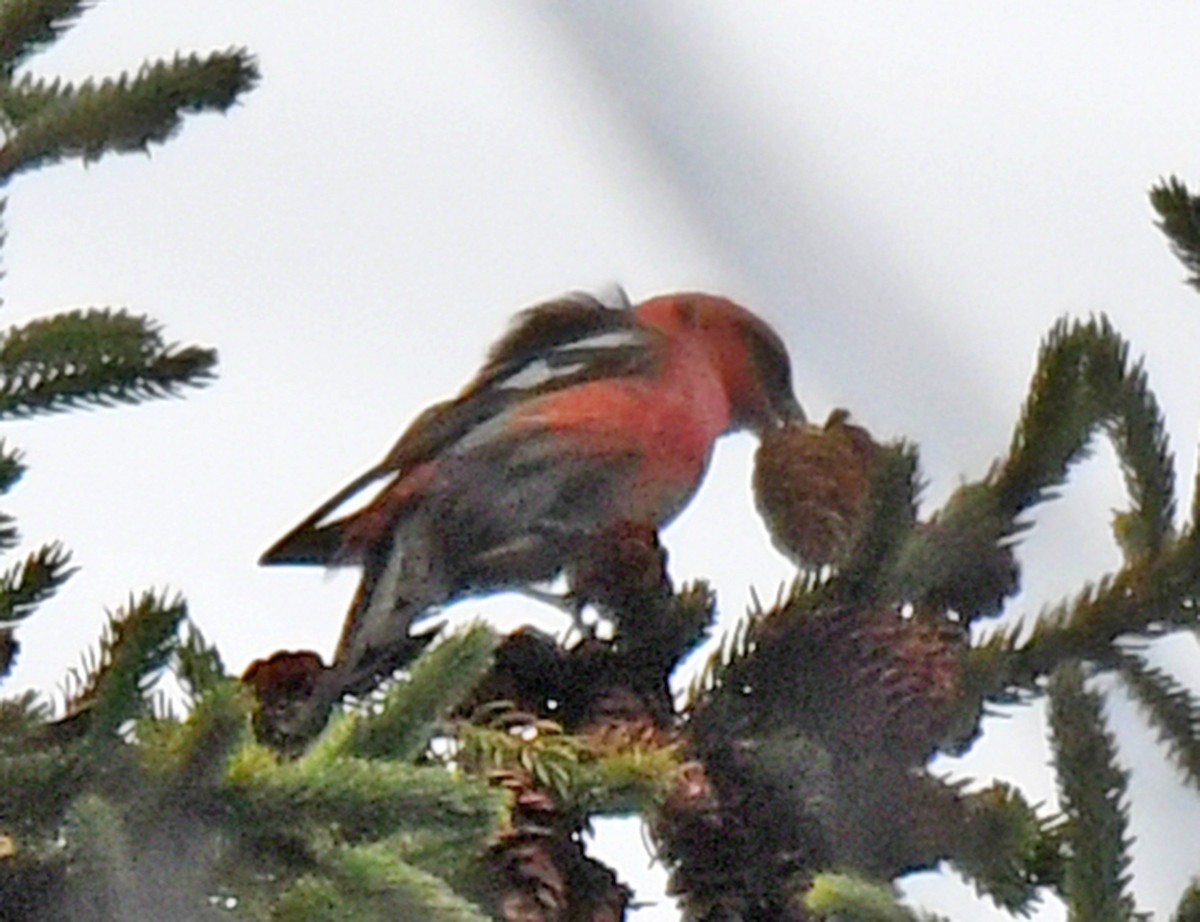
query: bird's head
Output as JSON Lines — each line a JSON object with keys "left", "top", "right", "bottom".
{"left": 636, "top": 292, "right": 805, "bottom": 432}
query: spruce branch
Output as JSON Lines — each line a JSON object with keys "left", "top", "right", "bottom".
{"left": 1175, "top": 881, "right": 1200, "bottom": 922}
{"left": 68, "top": 591, "right": 185, "bottom": 740}
{"left": 458, "top": 716, "right": 679, "bottom": 816}
{"left": 803, "top": 872, "right": 948, "bottom": 922}
{"left": 949, "top": 781, "right": 1057, "bottom": 915}
{"left": 0, "top": 49, "right": 258, "bottom": 181}
{"left": 61, "top": 793, "right": 133, "bottom": 921}
{"left": 1150, "top": 176, "right": 1200, "bottom": 293}
{"left": 166, "top": 681, "right": 248, "bottom": 793}
{"left": 0, "top": 744, "right": 76, "bottom": 827}
{"left": 996, "top": 316, "right": 1095, "bottom": 517}
{"left": 225, "top": 749, "right": 504, "bottom": 843}
{"left": 995, "top": 316, "right": 1175, "bottom": 558}
{"left": 348, "top": 623, "right": 497, "bottom": 762}
{"left": 1047, "top": 662, "right": 1138, "bottom": 922}
{"left": 279, "top": 843, "right": 491, "bottom": 922}
{"left": 0, "top": 441, "right": 28, "bottom": 554}
{"left": 888, "top": 481, "right": 1018, "bottom": 619}
{"left": 457, "top": 717, "right": 583, "bottom": 805}
{"left": 682, "top": 572, "right": 818, "bottom": 719}
{"left": 0, "top": 542, "right": 73, "bottom": 624}
{"left": 0, "top": 439, "right": 25, "bottom": 493}
{"left": 0, "top": 308, "right": 216, "bottom": 418}
{"left": 834, "top": 441, "right": 920, "bottom": 602}
{"left": 1117, "top": 651, "right": 1200, "bottom": 791}
{"left": 969, "top": 533, "right": 1200, "bottom": 701}
{"left": 173, "top": 621, "right": 226, "bottom": 702}
{"left": 0, "top": 688, "right": 51, "bottom": 740}
{"left": 1079, "top": 323, "right": 1175, "bottom": 560}
{"left": 0, "top": 74, "right": 66, "bottom": 127}
{"left": 0, "top": 0, "right": 91, "bottom": 77}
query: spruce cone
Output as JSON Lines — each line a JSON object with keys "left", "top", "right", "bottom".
{"left": 753, "top": 410, "right": 881, "bottom": 567}
{"left": 488, "top": 768, "right": 631, "bottom": 922}
{"left": 753, "top": 604, "right": 965, "bottom": 766}
{"left": 458, "top": 628, "right": 566, "bottom": 720}
{"left": 830, "top": 607, "right": 962, "bottom": 765}
{"left": 241, "top": 650, "right": 329, "bottom": 749}
{"left": 682, "top": 604, "right": 970, "bottom": 883}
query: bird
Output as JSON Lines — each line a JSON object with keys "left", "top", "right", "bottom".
{"left": 260, "top": 289, "right": 803, "bottom": 706}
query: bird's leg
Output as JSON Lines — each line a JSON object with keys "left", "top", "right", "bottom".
{"left": 515, "top": 585, "right": 595, "bottom": 643}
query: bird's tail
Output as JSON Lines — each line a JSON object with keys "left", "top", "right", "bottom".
{"left": 323, "top": 513, "right": 450, "bottom": 701}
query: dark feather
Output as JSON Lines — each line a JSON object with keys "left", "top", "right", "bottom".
{"left": 379, "top": 292, "right": 652, "bottom": 470}
{"left": 467, "top": 290, "right": 638, "bottom": 391}
{"left": 259, "top": 468, "right": 387, "bottom": 565}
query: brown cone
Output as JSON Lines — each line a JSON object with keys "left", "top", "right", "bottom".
{"left": 241, "top": 650, "right": 330, "bottom": 750}
{"left": 488, "top": 767, "right": 631, "bottom": 922}
{"left": 753, "top": 410, "right": 881, "bottom": 567}
{"left": 755, "top": 604, "right": 964, "bottom": 766}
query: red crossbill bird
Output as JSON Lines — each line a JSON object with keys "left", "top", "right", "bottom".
{"left": 261, "top": 290, "right": 802, "bottom": 703}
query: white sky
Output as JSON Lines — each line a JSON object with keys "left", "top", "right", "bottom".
{"left": 5, "top": 3, "right": 1200, "bottom": 920}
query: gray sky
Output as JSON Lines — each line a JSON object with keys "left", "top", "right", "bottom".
{"left": 5, "top": 3, "right": 1200, "bottom": 919}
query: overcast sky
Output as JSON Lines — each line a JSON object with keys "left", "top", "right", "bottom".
{"left": 5, "top": 4, "right": 1200, "bottom": 920}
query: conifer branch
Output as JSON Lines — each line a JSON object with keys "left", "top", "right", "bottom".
{"left": 167, "top": 681, "right": 247, "bottom": 792}
{"left": 995, "top": 316, "right": 1175, "bottom": 559}
{"left": 69, "top": 591, "right": 185, "bottom": 740}
{"left": 683, "top": 572, "right": 825, "bottom": 715}
{"left": 996, "top": 316, "right": 1095, "bottom": 517}
{"left": 1080, "top": 324, "right": 1175, "bottom": 560}
{"left": 1174, "top": 881, "right": 1200, "bottom": 922}
{"left": 0, "top": 0, "right": 90, "bottom": 77}
{"left": 348, "top": 623, "right": 497, "bottom": 762}
{"left": 458, "top": 718, "right": 679, "bottom": 815}
{"left": 948, "top": 782, "right": 1055, "bottom": 915}
{"left": 0, "top": 744, "right": 76, "bottom": 828}
{"left": 0, "top": 49, "right": 258, "bottom": 181}
{"left": 683, "top": 598, "right": 762, "bottom": 711}
{"left": 1117, "top": 651, "right": 1200, "bottom": 792}
{"left": 0, "top": 442, "right": 28, "bottom": 554}
{"left": 835, "top": 442, "right": 920, "bottom": 602}
{"left": 0, "top": 688, "right": 51, "bottom": 737}
{"left": 274, "top": 844, "right": 490, "bottom": 922}
{"left": 0, "top": 74, "right": 64, "bottom": 126}
{"left": 0, "top": 440, "right": 25, "bottom": 493}
{"left": 225, "top": 752, "right": 504, "bottom": 842}
{"left": 61, "top": 793, "right": 134, "bottom": 920}
{"left": 803, "top": 872, "right": 948, "bottom": 921}
{"left": 970, "top": 533, "right": 1200, "bottom": 700}
{"left": 457, "top": 717, "right": 583, "bottom": 804}
{"left": 889, "top": 481, "right": 1017, "bottom": 619}
{"left": 0, "top": 308, "right": 217, "bottom": 418}
{"left": 295, "top": 843, "right": 491, "bottom": 922}
{"left": 173, "top": 621, "right": 226, "bottom": 702}
{"left": 0, "top": 542, "right": 73, "bottom": 625}
{"left": 1047, "top": 662, "right": 1138, "bottom": 922}
{"left": 1151, "top": 176, "right": 1200, "bottom": 293}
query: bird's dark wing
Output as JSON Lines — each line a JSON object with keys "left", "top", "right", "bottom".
{"left": 258, "top": 466, "right": 392, "bottom": 565}
{"left": 378, "top": 290, "right": 657, "bottom": 471}
{"left": 259, "top": 290, "right": 658, "bottom": 567}
{"left": 468, "top": 290, "right": 639, "bottom": 390}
